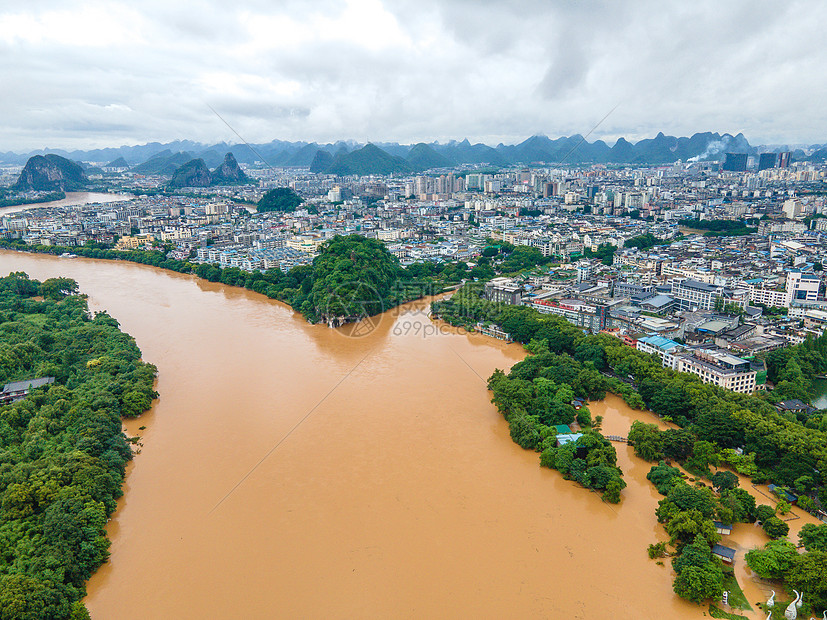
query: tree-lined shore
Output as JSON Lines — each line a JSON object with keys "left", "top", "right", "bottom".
{"left": 0, "top": 273, "right": 157, "bottom": 619}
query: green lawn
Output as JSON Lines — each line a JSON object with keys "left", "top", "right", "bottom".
{"left": 722, "top": 568, "right": 752, "bottom": 611}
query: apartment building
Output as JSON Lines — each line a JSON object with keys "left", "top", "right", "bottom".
{"left": 676, "top": 348, "right": 757, "bottom": 393}
{"left": 786, "top": 270, "right": 820, "bottom": 304}
{"left": 484, "top": 277, "right": 523, "bottom": 305}
{"left": 528, "top": 298, "right": 609, "bottom": 331}
{"left": 670, "top": 278, "right": 748, "bottom": 311}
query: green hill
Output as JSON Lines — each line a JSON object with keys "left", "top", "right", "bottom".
{"left": 257, "top": 187, "right": 303, "bottom": 212}
{"left": 406, "top": 143, "right": 452, "bottom": 171}
{"left": 12, "top": 155, "right": 87, "bottom": 191}
{"left": 104, "top": 156, "right": 129, "bottom": 169}
{"left": 168, "top": 158, "right": 211, "bottom": 188}
{"left": 210, "top": 153, "right": 250, "bottom": 185}
{"left": 326, "top": 143, "right": 412, "bottom": 176}
{"left": 310, "top": 235, "right": 400, "bottom": 323}
{"left": 309, "top": 149, "right": 334, "bottom": 173}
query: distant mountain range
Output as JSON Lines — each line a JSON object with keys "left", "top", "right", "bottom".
{"left": 3, "top": 132, "right": 826, "bottom": 177}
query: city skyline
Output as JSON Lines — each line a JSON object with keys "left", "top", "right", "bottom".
{"left": 1, "top": 0, "right": 826, "bottom": 151}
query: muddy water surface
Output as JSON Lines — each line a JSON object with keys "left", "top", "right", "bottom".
{"left": 0, "top": 192, "right": 132, "bottom": 216}
{"left": 3, "top": 251, "right": 711, "bottom": 619}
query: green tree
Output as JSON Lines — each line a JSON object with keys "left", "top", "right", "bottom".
{"left": 647, "top": 462, "right": 684, "bottom": 495}
{"left": 755, "top": 504, "right": 776, "bottom": 523}
{"left": 762, "top": 516, "right": 790, "bottom": 539}
{"left": 710, "top": 470, "right": 739, "bottom": 492}
{"left": 662, "top": 483, "right": 717, "bottom": 519}
{"left": 628, "top": 421, "right": 664, "bottom": 461}
{"left": 672, "top": 562, "right": 724, "bottom": 603}
{"left": 799, "top": 523, "right": 827, "bottom": 552}
{"left": 786, "top": 550, "right": 827, "bottom": 612}
{"left": 38, "top": 277, "right": 79, "bottom": 300}
{"left": 718, "top": 488, "right": 756, "bottom": 523}
{"left": 745, "top": 540, "right": 799, "bottom": 579}
{"left": 508, "top": 411, "right": 543, "bottom": 450}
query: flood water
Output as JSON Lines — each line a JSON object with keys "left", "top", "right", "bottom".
{"left": 811, "top": 378, "right": 827, "bottom": 409}
{"left": 0, "top": 191, "right": 132, "bottom": 216}
{"left": 0, "top": 250, "right": 783, "bottom": 619}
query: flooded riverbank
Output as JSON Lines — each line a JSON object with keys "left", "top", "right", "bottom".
{"left": 0, "top": 191, "right": 132, "bottom": 216}
{"left": 591, "top": 397, "right": 825, "bottom": 617}
{"left": 0, "top": 250, "right": 733, "bottom": 619}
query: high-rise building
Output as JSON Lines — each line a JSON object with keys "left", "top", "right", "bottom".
{"left": 722, "top": 153, "right": 748, "bottom": 172}
{"left": 778, "top": 151, "right": 792, "bottom": 168}
{"left": 758, "top": 153, "right": 777, "bottom": 171}
{"left": 786, "top": 269, "right": 820, "bottom": 304}
{"left": 782, "top": 199, "right": 802, "bottom": 220}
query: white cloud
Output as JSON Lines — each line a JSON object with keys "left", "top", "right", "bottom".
{"left": 0, "top": 0, "right": 825, "bottom": 151}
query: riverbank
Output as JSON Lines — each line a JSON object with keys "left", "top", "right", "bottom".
{"left": 0, "top": 272, "right": 157, "bottom": 619}
{"left": 591, "top": 396, "right": 827, "bottom": 618}
{"left": 0, "top": 191, "right": 133, "bottom": 215}
{"left": 0, "top": 190, "right": 64, "bottom": 208}
{"left": 0, "top": 236, "right": 465, "bottom": 327}
{"left": 0, "top": 250, "right": 711, "bottom": 619}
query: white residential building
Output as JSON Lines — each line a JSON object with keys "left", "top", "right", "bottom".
{"left": 676, "top": 349, "right": 757, "bottom": 394}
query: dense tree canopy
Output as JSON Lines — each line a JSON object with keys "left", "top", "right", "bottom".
{"left": 799, "top": 523, "right": 827, "bottom": 552}
{"left": 487, "top": 351, "right": 626, "bottom": 502}
{"left": 256, "top": 187, "right": 304, "bottom": 213}
{"left": 0, "top": 273, "right": 157, "bottom": 619}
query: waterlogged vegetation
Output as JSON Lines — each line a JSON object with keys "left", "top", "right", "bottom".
{"left": 0, "top": 272, "right": 157, "bottom": 619}
{"left": 435, "top": 283, "right": 827, "bottom": 609}
{"left": 487, "top": 344, "right": 626, "bottom": 502}
{"left": 643, "top": 458, "right": 760, "bottom": 603}
{"left": 746, "top": 539, "right": 827, "bottom": 614}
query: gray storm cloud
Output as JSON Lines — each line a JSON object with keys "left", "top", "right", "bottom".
{"left": 0, "top": 0, "right": 825, "bottom": 151}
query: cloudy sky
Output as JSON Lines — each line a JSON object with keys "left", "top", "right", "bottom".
{"left": 1, "top": 0, "right": 825, "bottom": 151}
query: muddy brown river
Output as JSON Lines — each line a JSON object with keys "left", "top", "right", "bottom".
{"left": 3, "top": 250, "right": 808, "bottom": 619}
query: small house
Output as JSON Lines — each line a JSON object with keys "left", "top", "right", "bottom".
{"left": 0, "top": 377, "right": 55, "bottom": 404}
{"left": 556, "top": 433, "right": 583, "bottom": 447}
{"left": 713, "top": 521, "right": 733, "bottom": 536}
{"left": 554, "top": 424, "right": 572, "bottom": 435}
{"left": 711, "top": 544, "right": 736, "bottom": 564}
{"left": 775, "top": 400, "right": 817, "bottom": 416}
